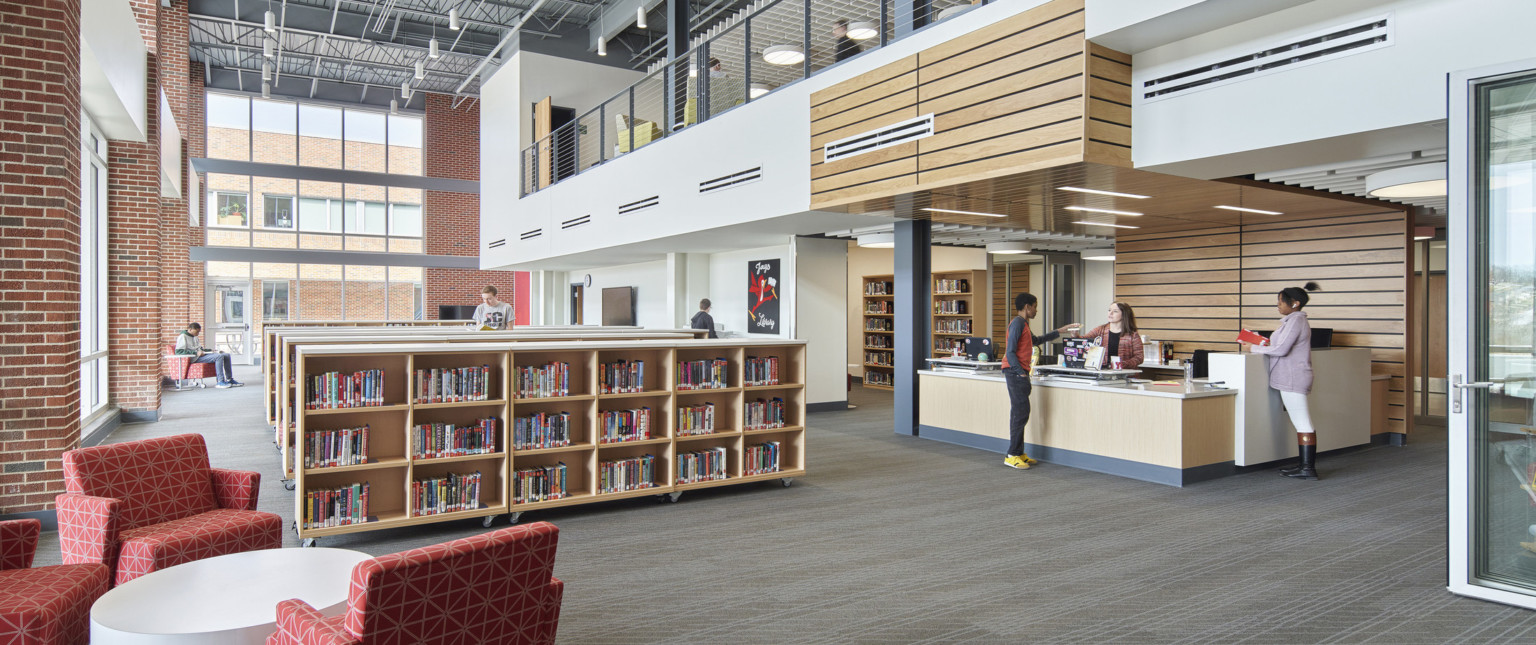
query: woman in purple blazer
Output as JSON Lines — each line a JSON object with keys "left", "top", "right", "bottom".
{"left": 1239, "top": 282, "right": 1321, "bottom": 480}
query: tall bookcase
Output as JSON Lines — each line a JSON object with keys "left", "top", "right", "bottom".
{"left": 861, "top": 275, "right": 895, "bottom": 391}
{"left": 932, "top": 270, "right": 988, "bottom": 358}
{"left": 292, "top": 339, "right": 806, "bottom": 543}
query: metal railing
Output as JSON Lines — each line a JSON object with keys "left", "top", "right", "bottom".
{"left": 520, "top": 0, "right": 986, "bottom": 196}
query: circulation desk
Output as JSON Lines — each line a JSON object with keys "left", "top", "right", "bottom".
{"left": 917, "top": 370, "right": 1237, "bottom": 486}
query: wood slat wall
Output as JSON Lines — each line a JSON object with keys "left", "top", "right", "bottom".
{"left": 991, "top": 262, "right": 1030, "bottom": 352}
{"left": 1115, "top": 210, "right": 1413, "bottom": 434}
{"left": 808, "top": 0, "right": 1126, "bottom": 209}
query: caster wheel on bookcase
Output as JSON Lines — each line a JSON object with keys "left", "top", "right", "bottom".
{"left": 481, "top": 515, "right": 497, "bottom": 528}
{"left": 302, "top": 538, "right": 317, "bottom": 548}
{"left": 282, "top": 479, "right": 296, "bottom": 491}
{"left": 780, "top": 478, "right": 794, "bottom": 488}
{"left": 507, "top": 512, "right": 522, "bottom": 526}
{"left": 666, "top": 492, "right": 682, "bottom": 503}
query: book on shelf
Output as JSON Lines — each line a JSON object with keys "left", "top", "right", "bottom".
{"left": 599, "top": 407, "right": 652, "bottom": 443}
{"left": 515, "top": 361, "right": 570, "bottom": 398}
{"left": 678, "top": 402, "right": 716, "bottom": 436}
{"left": 677, "top": 447, "right": 729, "bottom": 484}
{"left": 677, "top": 358, "right": 729, "bottom": 390}
{"left": 746, "top": 441, "right": 782, "bottom": 476}
{"left": 306, "top": 369, "right": 385, "bottom": 410}
{"left": 513, "top": 412, "right": 572, "bottom": 450}
{"left": 744, "top": 356, "right": 781, "bottom": 386}
{"left": 935, "top": 319, "right": 974, "bottom": 334}
{"left": 413, "top": 418, "right": 498, "bottom": 458}
{"left": 865, "top": 302, "right": 893, "bottom": 314}
{"left": 304, "top": 481, "right": 370, "bottom": 529}
{"left": 599, "top": 359, "right": 646, "bottom": 394}
{"left": 513, "top": 462, "right": 568, "bottom": 504}
{"left": 599, "top": 454, "right": 656, "bottom": 493}
{"left": 414, "top": 365, "right": 491, "bottom": 404}
{"left": 934, "top": 299, "right": 969, "bottom": 315}
{"left": 864, "top": 280, "right": 893, "bottom": 295}
{"left": 304, "top": 424, "right": 370, "bottom": 469}
{"left": 412, "top": 471, "right": 482, "bottom": 517}
{"left": 933, "top": 277, "right": 970, "bottom": 294}
{"left": 745, "top": 397, "right": 787, "bottom": 430}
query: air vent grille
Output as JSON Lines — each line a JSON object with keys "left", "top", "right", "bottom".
{"left": 700, "top": 166, "right": 763, "bottom": 194}
{"left": 618, "top": 196, "right": 660, "bottom": 215}
{"left": 561, "top": 215, "right": 592, "bottom": 229}
{"left": 1140, "top": 14, "right": 1391, "bottom": 103}
{"left": 487, "top": 238, "right": 506, "bottom": 249}
{"left": 824, "top": 113, "right": 936, "bottom": 163}
{"left": 519, "top": 229, "right": 542, "bottom": 240}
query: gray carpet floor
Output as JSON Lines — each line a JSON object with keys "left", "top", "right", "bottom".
{"left": 35, "top": 364, "right": 1536, "bottom": 643}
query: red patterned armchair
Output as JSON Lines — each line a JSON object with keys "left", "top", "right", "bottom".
{"left": 268, "top": 522, "right": 564, "bottom": 645}
{"left": 0, "top": 519, "right": 110, "bottom": 645}
{"left": 165, "top": 344, "right": 216, "bottom": 389}
{"left": 57, "top": 433, "right": 282, "bottom": 586}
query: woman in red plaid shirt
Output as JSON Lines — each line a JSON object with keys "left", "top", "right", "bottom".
{"left": 1077, "top": 302, "right": 1144, "bottom": 370}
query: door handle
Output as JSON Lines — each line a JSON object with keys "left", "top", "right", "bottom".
{"left": 1451, "top": 374, "right": 1505, "bottom": 413}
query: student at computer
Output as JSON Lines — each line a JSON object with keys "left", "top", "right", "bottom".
{"left": 1001, "top": 293, "right": 1079, "bottom": 470}
{"left": 1077, "top": 302, "right": 1144, "bottom": 370}
{"left": 1239, "top": 282, "right": 1321, "bottom": 481}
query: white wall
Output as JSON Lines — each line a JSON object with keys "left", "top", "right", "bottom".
{"left": 793, "top": 237, "right": 849, "bottom": 405}
{"left": 708, "top": 244, "right": 794, "bottom": 339}
{"left": 580, "top": 259, "right": 671, "bottom": 328}
{"left": 81, "top": 0, "right": 147, "bottom": 141}
{"left": 480, "top": 52, "right": 521, "bottom": 269}
{"left": 517, "top": 52, "right": 648, "bottom": 149}
{"left": 1132, "top": 0, "right": 1536, "bottom": 178}
{"left": 1087, "top": 0, "right": 1314, "bottom": 54}
{"left": 844, "top": 243, "right": 989, "bottom": 378}
{"left": 1082, "top": 259, "right": 1116, "bottom": 323}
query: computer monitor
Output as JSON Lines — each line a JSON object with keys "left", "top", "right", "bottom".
{"left": 1255, "top": 328, "right": 1333, "bottom": 348}
{"left": 963, "top": 337, "right": 993, "bottom": 360}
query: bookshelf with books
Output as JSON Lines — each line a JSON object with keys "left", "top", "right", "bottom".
{"left": 292, "top": 338, "right": 805, "bottom": 542}
{"left": 862, "top": 274, "right": 896, "bottom": 391}
{"left": 932, "top": 270, "right": 989, "bottom": 358}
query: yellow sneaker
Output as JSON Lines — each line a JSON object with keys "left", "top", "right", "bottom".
{"left": 1003, "top": 455, "right": 1030, "bottom": 469}
{"left": 1019, "top": 454, "right": 1038, "bottom": 464}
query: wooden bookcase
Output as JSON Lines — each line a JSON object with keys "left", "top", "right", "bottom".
{"left": 932, "top": 270, "right": 989, "bottom": 358}
{"left": 861, "top": 274, "right": 896, "bottom": 391}
{"left": 292, "top": 338, "right": 806, "bottom": 543}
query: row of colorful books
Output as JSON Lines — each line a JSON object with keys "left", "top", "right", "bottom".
{"left": 303, "top": 482, "right": 370, "bottom": 529}
{"left": 866, "top": 335, "right": 892, "bottom": 348}
{"left": 412, "top": 419, "right": 498, "bottom": 459}
{"left": 865, "top": 351, "right": 893, "bottom": 367}
{"left": 306, "top": 370, "right": 385, "bottom": 409}
{"left": 599, "top": 454, "right": 656, "bottom": 494}
{"left": 746, "top": 441, "right": 782, "bottom": 476}
{"left": 515, "top": 361, "right": 570, "bottom": 398}
{"left": 865, "top": 371, "right": 893, "bottom": 386}
{"left": 513, "top": 411, "right": 572, "bottom": 450}
{"left": 935, "top": 319, "right": 973, "bottom": 334}
{"left": 934, "top": 299, "right": 969, "bottom": 315}
{"left": 599, "top": 359, "right": 646, "bottom": 394}
{"left": 414, "top": 366, "right": 492, "bottom": 404}
{"left": 744, "top": 356, "right": 781, "bottom": 386}
{"left": 934, "top": 278, "right": 970, "bottom": 294}
{"left": 411, "top": 471, "right": 483, "bottom": 517}
{"left": 864, "top": 320, "right": 893, "bottom": 332}
{"left": 677, "top": 402, "right": 716, "bottom": 436}
{"left": 677, "top": 358, "right": 728, "bottom": 390}
{"left": 865, "top": 302, "right": 893, "bottom": 314}
{"left": 599, "top": 408, "right": 652, "bottom": 443}
{"left": 677, "top": 447, "right": 729, "bottom": 484}
{"left": 864, "top": 280, "right": 893, "bottom": 295}
{"left": 745, "top": 398, "right": 787, "bottom": 430}
{"left": 303, "top": 425, "right": 369, "bottom": 469}
{"left": 513, "top": 463, "right": 568, "bottom": 504}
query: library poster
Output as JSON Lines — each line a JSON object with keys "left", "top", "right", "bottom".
{"left": 747, "top": 259, "right": 780, "bottom": 334}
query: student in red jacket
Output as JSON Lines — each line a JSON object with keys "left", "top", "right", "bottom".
{"left": 1001, "top": 293, "right": 1078, "bottom": 470}
{"left": 1077, "top": 302, "right": 1144, "bottom": 370}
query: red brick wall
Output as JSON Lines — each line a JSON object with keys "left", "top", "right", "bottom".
{"left": 187, "top": 63, "right": 206, "bottom": 325}
{"left": 0, "top": 0, "right": 83, "bottom": 514}
{"left": 159, "top": 0, "right": 196, "bottom": 347}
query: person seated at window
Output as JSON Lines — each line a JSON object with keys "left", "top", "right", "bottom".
{"left": 175, "top": 323, "right": 242, "bottom": 388}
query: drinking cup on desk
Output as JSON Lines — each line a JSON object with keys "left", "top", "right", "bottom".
{"left": 1182, "top": 359, "right": 1194, "bottom": 382}
{"left": 1111, "top": 356, "right": 1122, "bottom": 370}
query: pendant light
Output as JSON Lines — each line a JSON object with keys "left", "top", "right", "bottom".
{"left": 261, "top": 82, "right": 270, "bottom": 98}
{"left": 414, "top": 61, "right": 425, "bottom": 80}
{"left": 448, "top": 7, "right": 461, "bottom": 30}
{"left": 429, "top": 38, "right": 440, "bottom": 59}
{"left": 637, "top": 6, "right": 647, "bottom": 29}
{"left": 264, "top": 10, "right": 276, "bottom": 32}
{"left": 261, "top": 61, "right": 272, "bottom": 82}
{"left": 263, "top": 39, "right": 275, "bottom": 58}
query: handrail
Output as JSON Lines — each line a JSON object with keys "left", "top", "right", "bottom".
{"left": 520, "top": 0, "right": 982, "bottom": 196}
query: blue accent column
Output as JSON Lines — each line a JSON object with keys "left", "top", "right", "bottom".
{"left": 894, "top": 218, "right": 932, "bottom": 436}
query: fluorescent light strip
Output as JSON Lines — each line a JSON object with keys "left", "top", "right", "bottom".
{"left": 1064, "top": 205, "right": 1143, "bottom": 217}
{"left": 1214, "top": 205, "right": 1283, "bottom": 215}
{"left": 1073, "top": 220, "right": 1139, "bottom": 229}
{"left": 923, "top": 207, "right": 1006, "bottom": 218}
{"left": 1057, "top": 186, "right": 1151, "bottom": 199}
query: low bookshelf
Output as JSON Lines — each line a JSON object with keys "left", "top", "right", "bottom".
{"left": 932, "top": 270, "right": 988, "bottom": 358}
{"left": 862, "top": 274, "right": 895, "bottom": 391}
{"left": 292, "top": 338, "right": 806, "bottom": 543}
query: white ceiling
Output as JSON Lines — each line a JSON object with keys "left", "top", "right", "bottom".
{"left": 1254, "top": 147, "right": 1447, "bottom": 219}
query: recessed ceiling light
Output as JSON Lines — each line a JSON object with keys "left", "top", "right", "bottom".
{"left": 924, "top": 207, "right": 1006, "bottom": 218}
{"left": 1064, "top": 206, "right": 1142, "bottom": 216}
{"left": 1058, "top": 187, "right": 1151, "bottom": 199}
{"left": 1366, "top": 162, "right": 1446, "bottom": 198}
{"left": 1215, "top": 205, "right": 1283, "bottom": 215}
{"left": 846, "top": 21, "right": 878, "bottom": 40}
{"left": 749, "top": 82, "right": 773, "bottom": 99}
{"left": 1073, "top": 221, "right": 1139, "bottom": 229}
{"left": 763, "top": 44, "right": 804, "bottom": 66}
{"left": 986, "top": 242, "right": 1030, "bottom": 254}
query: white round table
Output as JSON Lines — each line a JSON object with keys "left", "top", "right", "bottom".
{"left": 91, "top": 547, "right": 372, "bottom": 644}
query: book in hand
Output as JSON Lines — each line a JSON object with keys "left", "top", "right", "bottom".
{"left": 1236, "top": 329, "right": 1270, "bottom": 346}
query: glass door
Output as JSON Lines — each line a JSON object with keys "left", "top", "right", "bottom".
{"left": 1450, "top": 63, "right": 1536, "bottom": 609}
{"left": 207, "top": 281, "right": 253, "bottom": 365}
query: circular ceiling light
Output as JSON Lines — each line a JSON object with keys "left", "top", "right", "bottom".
{"left": 857, "top": 232, "right": 895, "bottom": 248}
{"left": 846, "top": 21, "right": 878, "bottom": 40}
{"left": 749, "top": 82, "right": 773, "bottom": 99}
{"left": 1366, "top": 162, "right": 1446, "bottom": 199}
{"left": 986, "top": 241, "right": 1031, "bottom": 255}
{"left": 1081, "top": 248, "right": 1116, "bottom": 261}
{"left": 763, "top": 44, "right": 805, "bottom": 66}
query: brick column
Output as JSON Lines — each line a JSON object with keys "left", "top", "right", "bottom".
{"left": 0, "top": 0, "right": 84, "bottom": 514}
{"left": 159, "top": 0, "right": 195, "bottom": 341}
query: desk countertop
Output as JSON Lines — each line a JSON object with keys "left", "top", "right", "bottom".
{"left": 917, "top": 369, "right": 1238, "bottom": 400}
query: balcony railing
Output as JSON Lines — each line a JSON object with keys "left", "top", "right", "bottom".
{"left": 520, "top": 0, "right": 989, "bottom": 196}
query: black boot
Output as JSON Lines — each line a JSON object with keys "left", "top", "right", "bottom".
{"left": 1283, "top": 443, "right": 1318, "bottom": 480}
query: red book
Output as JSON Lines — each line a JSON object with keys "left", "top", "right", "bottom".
{"left": 1237, "top": 329, "right": 1270, "bottom": 346}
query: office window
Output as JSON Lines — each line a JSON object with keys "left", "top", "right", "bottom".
{"left": 350, "top": 201, "right": 387, "bottom": 235}
{"left": 298, "top": 197, "right": 343, "bottom": 232}
{"left": 80, "top": 116, "right": 108, "bottom": 419}
{"left": 263, "top": 194, "right": 295, "bottom": 229}
{"left": 390, "top": 204, "right": 422, "bottom": 237}
{"left": 212, "top": 192, "right": 249, "bottom": 228}
{"left": 262, "top": 281, "right": 290, "bottom": 321}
